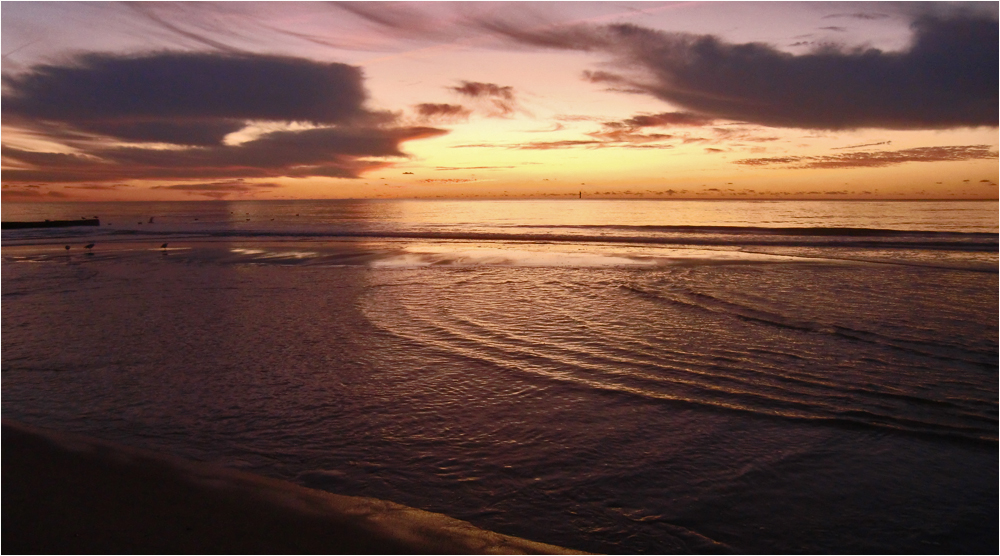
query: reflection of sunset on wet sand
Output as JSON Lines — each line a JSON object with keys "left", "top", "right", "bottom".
{"left": 2, "top": 2, "right": 996, "bottom": 201}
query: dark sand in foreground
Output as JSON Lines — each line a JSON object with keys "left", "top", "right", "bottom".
{"left": 2, "top": 421, "right": 582, "bottom": 554}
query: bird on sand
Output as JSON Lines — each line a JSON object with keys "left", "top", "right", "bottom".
{"left": 64, "top": 245, "right": 70, "bottom": 251}
{"left": 85, "top": 243, "right": 95, "bottom": 251}
{"left": 160, "top": 243, "right": 169, "bottom": 249}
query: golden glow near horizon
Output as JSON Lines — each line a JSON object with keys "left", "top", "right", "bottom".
{"left": 1, "top": 2, "right": 997, "bottom": 202}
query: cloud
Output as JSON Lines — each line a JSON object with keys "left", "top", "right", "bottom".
{"left": 581, "top": 114, "right": 778, "bottom": 147}
{"left": 126, "top": 3, "right": 248, "bottom": 53}
{"left": 435, "top": 166, "right": 515, "bottom": 171}
{"left": 1, "top": 186, "right": 68, "bottom": 199}
{"left": 832, "top": 141, "right": 892, "bottom": 150}
{"left": 448, "top": 81, "right": 518, "bottom": 117}
{"left": 512, "top": 140, "right": 605, "bottom": 150}
{"left": 1, "top": 52, "right": 447, "bottom": 183}
{"left": 420, "top": 178, "right": 477, "bottom": 184}
{"left": 413, "top": 103, "right": 472, "bottom": 122}
{"left": 63, "top": 183, "right": 133, "bottom": 190}
{"left": 2, "top": 126, "right": 447, "bottom": 183}
{"left": 734, "top": 145, "right": 998, "bottom": 169}
{"left": 334, "top": 1, "right": 444, "bottom": 40}
{"left": 580, "top": 70, "right": 649, "bottom": 94}
{"left": 604, "top": 111, "right": 717, "bottom": 129}
{"left": 554, "top": 114, "right": 600, "bottom": 122}
{"left": 823, "top": 12, "right": 891, "bottom": 21}
{"left": 449, "top": 81, "right": 514, "bottom": 100}
{"left": 464, "top": 138, "right": 676, "bottom": 150}
{"left": 582, "top": 70, "right": 629, "bottom": 85}
{"left": 586, "top": 129, "right": 675, "bottom": 144}
{"left": 151, "top": 179, "right": 278, "bottom": 198}
{"left": 488, "top": 13, "right": 999, "bottom": 129}
{"left": 3, "top": 52, "right": 380, "bottom": 141}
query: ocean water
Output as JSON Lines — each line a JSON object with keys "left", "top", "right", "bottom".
{"left": 2, "top": 199, "right": 997, "bottom": 553}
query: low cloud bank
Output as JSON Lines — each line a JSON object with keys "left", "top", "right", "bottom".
{"left": 2, "top": 52, "right": 446, "bottom": 184}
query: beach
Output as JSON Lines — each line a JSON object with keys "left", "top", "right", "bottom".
{"left": 3, "top": 420, "right": 580, "bottom": 554}
{"left": 2, "top": 199, "right": 997, "bottom": 553}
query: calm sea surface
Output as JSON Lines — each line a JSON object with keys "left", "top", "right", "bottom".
{"left": 2, "top": 200, "right": 997, "bottom": 553}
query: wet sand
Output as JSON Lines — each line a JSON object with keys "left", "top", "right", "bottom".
{"left": 2, "top": 421, "right": 582, "bottom": 554}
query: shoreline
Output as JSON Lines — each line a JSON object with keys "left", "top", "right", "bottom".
{"left": 1, "top": 420, "right": 584, "bottom": 554}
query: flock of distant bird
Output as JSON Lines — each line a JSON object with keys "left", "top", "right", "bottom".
{"left": 60, "top": 210, "right": 292, "bottom": 253}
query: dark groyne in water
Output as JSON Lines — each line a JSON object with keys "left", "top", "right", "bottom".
{"left": 2, "top": 218, "right": 100, "bottom": 230}
{"left": 1, "top": 420, "right": 583, "bottom": 554}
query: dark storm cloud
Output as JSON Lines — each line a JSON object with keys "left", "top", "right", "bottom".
{"left": 486, "top": 13, "right": 998, "bottom": 129}
{"left": 2, "top": 52, "right": 448, "bottom": 183}
{"left": 734, "top": 145, "right": 997, "bottom": 169}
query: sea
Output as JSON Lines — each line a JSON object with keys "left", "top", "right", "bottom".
{"left": 2, "top": 199, "right": 997, "bottom": 553}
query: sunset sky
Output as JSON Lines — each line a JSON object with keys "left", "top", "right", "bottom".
{"left": 2, "top": 1, "right": 997, "bottom": 201}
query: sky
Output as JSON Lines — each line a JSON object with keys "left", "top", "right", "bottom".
{"left": 1, "top": 1, "right": 997, "bottom": 201}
